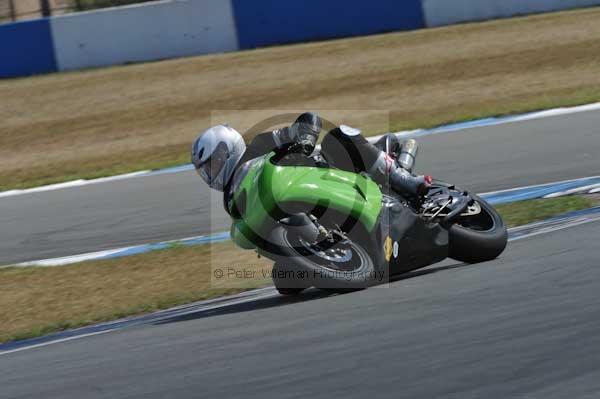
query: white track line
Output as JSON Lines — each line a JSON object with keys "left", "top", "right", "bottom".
{"left": 481, "top": 176, "right": 600, "bottom": 196}
{"left": 0, "top": 330, "right": 115, "bottom": 356}
{"left": 14, "top": 247, "right": 139, "bottom": 267}
{"left": 543, "top": 183, "right": 600, "bottom": 198}
{"left": 509, "top": 217, "right": 600, "bottom": 242}
{"left": 0, "top": 171, "right": 150, "bottom": 199}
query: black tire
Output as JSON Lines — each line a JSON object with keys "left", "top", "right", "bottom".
{"left": 448, "top": 194, "right": 508, "bottom": 264}
{"left": 267, "top": 226, "right": 378, "bottom": 290}
{"left": 272, "top": 263, "right": 307, "bottom": 295}
{"left": 276, "top": 288, "right": 305, "bottom": 296}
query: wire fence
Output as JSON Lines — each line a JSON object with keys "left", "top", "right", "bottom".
{"left": 0, "top": 0, "right": 158, "bottom": 23}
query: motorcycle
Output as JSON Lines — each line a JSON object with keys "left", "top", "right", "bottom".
{"left": 228, "top": 138, "right": 508, "bottom": 295}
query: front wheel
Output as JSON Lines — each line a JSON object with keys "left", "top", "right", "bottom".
{"left": 267, "top": 226, "right": 378, "bottom": 291}
{"left": 272, "top": 263, "right": 307, "bottom": 295}
{"left": 448, "top": 194, "right": 508, "bottom": 264}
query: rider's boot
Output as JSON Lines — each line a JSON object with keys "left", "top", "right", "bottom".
{"left": 371, "top": 136, "right": 432, "bottom": 196}
{"left": 391, "top": 166, "right": 432, "bottom": 196}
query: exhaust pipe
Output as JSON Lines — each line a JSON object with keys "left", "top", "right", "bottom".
{"left": 398, "top": 139, "right": 418, "bottom": 173}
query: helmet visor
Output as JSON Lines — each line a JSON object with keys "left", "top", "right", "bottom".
{"left": 196, "top": 142, "right": 229, "bottom": 185}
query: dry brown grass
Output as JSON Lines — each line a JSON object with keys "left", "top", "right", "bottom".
{"left": 1, "top": 7, "right": 600, "bottom": 189}
{"left": 1, "top": 195, "right": 597, "bottom": 343}
{"left": 0, "top": 241, "right": 273, "bottom": 343}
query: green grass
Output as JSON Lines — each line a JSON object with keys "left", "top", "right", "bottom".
{"left": 495, "top": 195, "right": 596, "bottom": 227}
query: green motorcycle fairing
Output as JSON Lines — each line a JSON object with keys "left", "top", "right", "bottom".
{"left": 229, "top": 153, "right": 383, "bottom": 249}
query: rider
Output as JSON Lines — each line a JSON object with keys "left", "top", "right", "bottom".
{"left": 191, "top": 112, "right": 431, "bottom": 213}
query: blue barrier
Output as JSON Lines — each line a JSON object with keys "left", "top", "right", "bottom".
{"left": 232, "top": 0, "right": 425, "bottom": 49}
{"left": 2, "top": 0, "right": 600, "bottom": 78}
{"left": 0, "top": 19, "right": 57, "bottom": 78}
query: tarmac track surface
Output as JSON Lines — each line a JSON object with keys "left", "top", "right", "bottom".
{"left": 1, "top": 109, "right": 599, "bottom": 265}
{"left": 1, "top": 220, "right": 600, "bottom": 398}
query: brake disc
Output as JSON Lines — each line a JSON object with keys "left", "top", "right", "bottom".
{"left": 422, "top": 197, "right": 481, "bottom": 218}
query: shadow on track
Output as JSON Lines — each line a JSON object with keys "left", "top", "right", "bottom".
{"left": 392, "top": 261, "right": 470, "bottom": 283}
{"left": 152, "top": 288, "right": 333, "bottom": 326}
{"left": 153, "top": 261, "right": 468, "bottom": 326}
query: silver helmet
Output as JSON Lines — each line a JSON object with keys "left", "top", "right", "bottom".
{"left": 191, "top": 125, "right": 246, "bottom": 191}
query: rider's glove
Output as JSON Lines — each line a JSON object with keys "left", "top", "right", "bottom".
{"left": 272, "top": 113, "right": 322, "bottom": 154}
{"left": 285, "top": 113, "right": 323, "bottom": 153}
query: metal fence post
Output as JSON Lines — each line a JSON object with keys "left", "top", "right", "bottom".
{"left": 40, "top": 0, "right": 52, "bottom": 17}
{"left": 9, "top": 0, "right": 16, "bottom": 21}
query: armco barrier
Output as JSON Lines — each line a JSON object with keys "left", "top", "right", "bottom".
{"left": 50, "top": 0, "right": 238, "bottom": 71}
{"left": 231, "top": 0, "right": 424, "bottom": 49}
{"left": 0, "top": 19, "right": 57, "bottom": 78}
{"left": 422, "top": 0, "right": 600, "bottom": 27}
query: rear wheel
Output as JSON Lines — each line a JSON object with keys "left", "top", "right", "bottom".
{"left": 448, "top": 194, "right": 508, "bottom": 263}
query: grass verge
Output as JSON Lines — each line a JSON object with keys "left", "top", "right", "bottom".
{"left": 0, "top": 242, "right": 274, "bottom": 343}
{"left": 1, "top": 195, "right": 597, "bottom": 344}
{"left": 1, "top": 7, "right": 600, "bottom": 190}
{"left": 495, "top": 195, "right": 596, "bottom": 227}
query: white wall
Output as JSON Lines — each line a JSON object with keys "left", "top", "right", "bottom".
{"left": 50, "top": 0, "right": 239, "bottom": 71}
{"left": 423, "top": 0, "right": 600, "bottom": 27}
